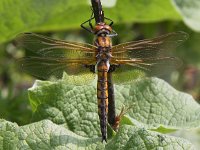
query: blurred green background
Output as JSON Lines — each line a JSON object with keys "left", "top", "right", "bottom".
{"left": 0, "top": 0, "right": 200, "bottom": 146}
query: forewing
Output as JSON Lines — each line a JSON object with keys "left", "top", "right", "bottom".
{"left": 14, "top": 33, "right": 97, "bottom": 84}
{"left": 17, "top": 57, "right": 96, "bottom": 84}
{"left": 112, "top": 31, "right": 188, "bottom": 59}
{"left": 13, "top": 32, "right": 96, "bottom": 58}
{"left": 110, "top": 31, "right": 187, "bottom": 83}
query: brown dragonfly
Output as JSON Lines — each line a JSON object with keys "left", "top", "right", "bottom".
{"left": 13, "top": 0, "right": 188, "bottom": 142}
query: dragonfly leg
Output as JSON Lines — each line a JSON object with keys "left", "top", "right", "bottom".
{"left": 89, "top": 11, "right": 94, "bottom": 29}
{"left": 104, "top": 17, "right": 114, "bottom": 26}
{"left": 112, "top": 105, "right": 133, "bottom": 131}
{"left": 85, "top": 65, "right": 95, "bottom": 73}
{"left": 80, "top": 14, "right": 95, "bottom": 33}
{"left": 104, "top": 17, "right": 118, "bottom": 37}
{"left": 81, "top": 9, "right": 96, "bottom": 33}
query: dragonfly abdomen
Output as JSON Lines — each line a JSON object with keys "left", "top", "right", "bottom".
{"left": 97, "top": 60, "right": 109, "bottom": 142}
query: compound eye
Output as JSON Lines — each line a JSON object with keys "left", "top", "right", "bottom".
{"left": 94, "top": 25, "right": 103, "bottom": 33}
{"left": 104, "top": 25, "right": 112, "bottom": 32}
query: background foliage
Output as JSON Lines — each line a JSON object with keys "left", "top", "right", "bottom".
{"left": 0, "top": 0, "right": 200, "bottom": 149}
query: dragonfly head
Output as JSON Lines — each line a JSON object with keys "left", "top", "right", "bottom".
{"left": 94, "top": 23, "right": 112, "bottom": 36}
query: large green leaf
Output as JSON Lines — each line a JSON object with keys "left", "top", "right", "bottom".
{"left": 21, "top": 75, "right": 200, "bottom": 148}
{"left": 172, "top": 0, "right": 200, "bottom": 32}
{"left": 0, "top": 0, "right": 181, "bottom": 43}
{"left": 172, "top": 128, "right": 200, "bottom": 149}
{"left": 0, "top": 119, "right": 104, "bottom": 149}
{"left": 0, "top": 120, "right": 195, "bottom": 149}
{"left": 29, "top": 77, "right": 200, "bottom": 134}
{"left": 105, "top": 125, "right": 195, "bottom": 150}
{"left": 29, "top": 79, "right": 100, "bottom": 138}
{"left": 114, "top": 77, "right": 200, "bottom": 131}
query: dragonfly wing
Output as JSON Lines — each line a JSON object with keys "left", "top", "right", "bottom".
{"left": 17, "top": 57, "right": 96, "bottom": 84}
{"left": 13, "top": 32, "right": 96, "bottom": 58}
{"left": 109, "top": 64, "right": 146, "bottom": 84}
{"left": 14, "top": 32, "right": 97, "bottom": 84}
{"left": 112, "top": 31, "right": 188, "bottom": 59}
{"left": 110, "top": 31, "right": 187, "bottom": 84}
{"left": 110, "top": 57, "right": 181, "bottom": 84}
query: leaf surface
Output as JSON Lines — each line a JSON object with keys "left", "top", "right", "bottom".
{"left": 0, "top": 0, "right": 181, "bottom": 43}
{"left": 172, "top": 0, "right": 200, "bottom": 32}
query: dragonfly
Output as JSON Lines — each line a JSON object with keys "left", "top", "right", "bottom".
{"left": 13, "top": 0, "right": 188, "bottom": 142}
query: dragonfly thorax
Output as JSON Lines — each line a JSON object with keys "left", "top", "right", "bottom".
{"left": 95, "top": 36, "right": 112, "bottom": 48}
{"left": 95, "top": 35, "right": 112, "bottom": 61}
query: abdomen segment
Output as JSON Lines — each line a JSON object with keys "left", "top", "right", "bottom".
{"left": 97, "top": 60, "right": 109, "bottom": 142}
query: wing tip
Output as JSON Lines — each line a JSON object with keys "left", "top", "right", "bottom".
{"left": 174, "top": 31, "right": 189, "bottom": 40}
